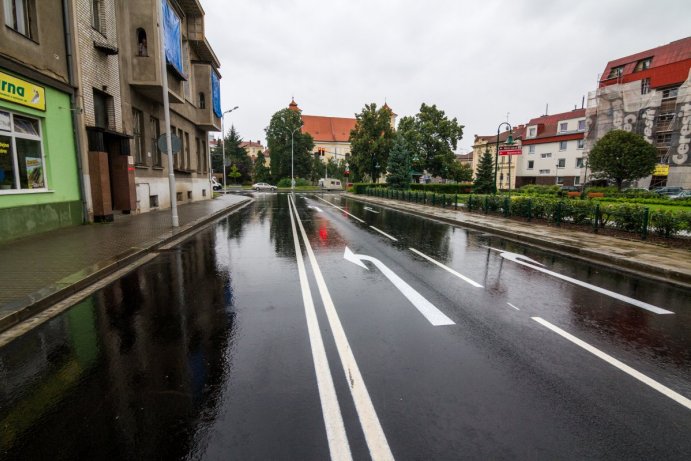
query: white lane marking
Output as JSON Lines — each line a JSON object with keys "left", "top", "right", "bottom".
{"left": 287, "top": 198, "right": 352, "bottom": 461}
{"left": 489, "top": 248, "right": 674, "bottom": 315}
{"left": 344, "top": 246, "right": 455, "bottom": 327}
{"left": 507, "top": 303, "right": 520, "bottom": 311}
{"left": 370, "top": 226, "right": 398, "bottom": 242}
{"left": 291, "top": 198, "right": 394, "bottom": 460}
{"left": 313, "top": 195, "right": 365, "bottom": 223}
{"left": 364, "top": 206, "right": 380, "bottom": 214}
{"left": 308, "top": 205, "right": 324, "bottom": 213}
{"left": 533, "top": 317, "right": 691, "bottom": 411}
{"left": 409, "top": 247, "right": 483, "bottom": 288}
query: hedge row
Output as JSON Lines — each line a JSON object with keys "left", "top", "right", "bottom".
{"left": 360, "top": 187, "right": 691, "bottom": 239}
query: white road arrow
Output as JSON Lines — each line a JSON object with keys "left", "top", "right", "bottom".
{"left": 308, "top": 205, "right": 324, "bottom": 213}
{"left": 491, "top": 248, "right": 674, "bottom": 315}
{"left": 344, "top": 247, "right": 455, "bottom": 326}
{"left": 363, "top": 207, "right": 380, "bottom": 214}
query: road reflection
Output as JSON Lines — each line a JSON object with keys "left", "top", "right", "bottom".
{"left": 0, "top": 229, "right": 235, "bottom": 460}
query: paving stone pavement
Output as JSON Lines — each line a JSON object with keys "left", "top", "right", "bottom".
{"left": 348, "top": 194, "right": 691, "bottom": 289}
{"left": 0, "top": 194, "right": 252, "bottom": 331}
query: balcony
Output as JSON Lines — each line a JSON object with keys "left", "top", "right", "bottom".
{"left": 193, "top": 63, "right": 221, "bottom": 131}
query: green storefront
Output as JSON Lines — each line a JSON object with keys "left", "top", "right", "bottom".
{"left": 0, "top": 68, "right": 82, "bottom": 243}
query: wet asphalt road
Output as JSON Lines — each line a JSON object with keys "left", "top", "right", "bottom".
{"left": 1, "top": 192, "right": 690, "bottom": 460}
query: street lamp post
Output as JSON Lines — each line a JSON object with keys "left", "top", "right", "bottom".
{"left": 493, "top": 122, "right": 513, "bottom": 194}
{"left": 290, "top": 126, "right": 300, "bottom": 190}
{"left": 220, "top": 106, "right": 239, "bottom": 194}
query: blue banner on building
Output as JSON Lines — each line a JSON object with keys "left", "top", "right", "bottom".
{"left": 162, "top": 0, "right": 184, "bottom": 75}
{"left": 211, "top": 71, "right": 222, "bottom": 118}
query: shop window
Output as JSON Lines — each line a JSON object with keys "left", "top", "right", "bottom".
{"left": 137, "top": 28, "right": 148, "bottom": 56}
{"left": 4, "top": 0, "right": 37, "bottom": 40}
{"left": 0, "top": 110, "right": 46, "bottom": 191}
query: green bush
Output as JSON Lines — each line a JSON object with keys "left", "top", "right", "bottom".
{"left": 601, "top": 204, "right": 645, "bottom": 232}
{"left": 517, "top": 184, "right": 561, "bottom": 196}
{"left": 410, "top": 183, "right": 473, "bottom": 194}
{"left": 276, "top": 177, "right": 311, "bottom": 188}
{"left": 650, "top": 210, "right": 684, "bottom": 237}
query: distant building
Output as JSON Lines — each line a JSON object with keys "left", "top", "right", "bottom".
{"left": 289, "top": 99, "right": 396, "bottom": 165}
{"left": 586, "top": 36, "right": 691, "bottom": 189}
{"left": 240, "top": 140, "right": 265, "bottom": 161}
{"left": 517, "top": 110, "right": 586, "bottom": 187}
{"left": 472, "top": 125, "right": 525, "bottom": 191}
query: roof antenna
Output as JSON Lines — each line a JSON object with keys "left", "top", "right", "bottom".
{"left": 545, "top": 103, "right": 549, "bottom": 116}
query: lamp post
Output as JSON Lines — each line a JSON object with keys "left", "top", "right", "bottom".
{"left": 493, "top": 122, "right": 513, "bottom": 194}
{"left": 220, "top": 106, "right": 239, "bottom": 194}
{"left": 290, "top": 125, "right": 300, "bottom": 190}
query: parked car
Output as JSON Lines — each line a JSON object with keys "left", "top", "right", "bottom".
{"left": 560, "top": 186, "right": 580, "bottom": 192}
{"left": 669, "top": 190, "right": 690, "bottom": 200}
{"left": 252, "top": 182, "right": 277, "bottom": 191}
{"left": 318, "top": 178, "right": 343, "bottom": 190}
{"left": 210, "top": 177, "right": 222, "bottom": 191}
{"left": 653, "top": 186, "right": 684, "bottom": 196}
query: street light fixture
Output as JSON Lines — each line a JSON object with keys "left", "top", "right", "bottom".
{"left": 493, "top": 122, "right": 514, "bottom": 194}
{"left": 220, "top": 106, "right": 239, "bottom": 194}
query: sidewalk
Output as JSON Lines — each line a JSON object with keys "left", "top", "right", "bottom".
{"left": 348, "top": 194, "right": 691, "bottom": 289}
{"left": 0, "top": 194, "right": 252, "bottom": 332}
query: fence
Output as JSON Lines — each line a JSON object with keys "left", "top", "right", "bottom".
{"left": 363, "top": 188, "right": 691, "bottom": 240}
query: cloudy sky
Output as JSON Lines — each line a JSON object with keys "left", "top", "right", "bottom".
{"left": 203, "top": 0, "right": 690, "bottom": 152}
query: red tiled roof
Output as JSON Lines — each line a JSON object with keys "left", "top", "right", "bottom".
{"left": 600, "top": 37, "right": 691, "bottom": 88}
{"left": 525, "top": 109, "right": 585, "bottom": 140}
{"left": 240, "top": 141, "right": 263, "bottom": 148}
{"left": 301, "top": 115, "right": 356, "bottom": 143}
{"left": 475, "top": 125, "right": 526, "bottom": 144}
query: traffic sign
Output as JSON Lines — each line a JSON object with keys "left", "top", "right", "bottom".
{"left": 499, "top": 147, "right": 522, "bottom": 156}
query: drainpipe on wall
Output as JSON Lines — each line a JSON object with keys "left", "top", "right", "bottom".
{"left": 62, "top": 0, "right": 90, "bottom": 224}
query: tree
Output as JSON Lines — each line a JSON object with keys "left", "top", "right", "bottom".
{"left": 228, "top": 164, "right": 241, "bottom": 184}
{"left": 348, "top": 103, "right": 395, "bottom": 182}
{"left": 265, "top": 108, "right": 314, "bottom": 183}
{"left": 473, "top": 150, "right": 495, "bottom": 193}
{"left": 386, "top": 133, "right": 411, "bottom": 189}
{"left": 449, "top": 161, "right": 473, "bottom": 183}
{"left": 588, "top": 130, "right": 657, "bottom": 190}
{"left": 397, "top": 103, "right": 464, "bottom": 178}
{"left": 211, "top": 125, "right": 251, "bottom": 183}
{"left": 253, "top": 152, "right": 270, "bottom": 183}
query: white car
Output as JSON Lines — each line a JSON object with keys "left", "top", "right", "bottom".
{"left": 210, "top": 177, "right": 222, "bottom": 191}
{"left": 252, "top": 182, "right": 277, "bottom": 191}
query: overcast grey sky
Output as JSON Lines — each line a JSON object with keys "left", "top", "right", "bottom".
{"left": 203, "top": 0, "right": 690, "bottom": 152}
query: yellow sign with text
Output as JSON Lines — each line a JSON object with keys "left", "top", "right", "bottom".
{"left": 0, "top": 71, "right": 46, "bottom": 111}
{"left": 653, "top": 164, "right": 670, "bottom": 176}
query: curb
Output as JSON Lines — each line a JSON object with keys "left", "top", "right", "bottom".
{"left": 0, "top": 198, "right": 253, "bottom": 334}
{"left": 348, "top": 194, "right": 691, "bottom": 290}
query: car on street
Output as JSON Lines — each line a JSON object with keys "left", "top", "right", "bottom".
{"left": 252, "top": 182, "right": 277, "bottom": 191}
{"left": 669, "top": 190, "right": 690, "bottom": 200}
{"left": 211, "top": 177, "right": 222, "bottom": 191}
{"left": 653, "top": 186, "right": 684, "bottom": 196}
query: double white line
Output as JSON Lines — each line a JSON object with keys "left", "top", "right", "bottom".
{"left": 288, "top": 196, "right": 394, "bottom": 461}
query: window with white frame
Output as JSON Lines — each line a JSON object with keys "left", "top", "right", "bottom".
{"left": 528, "top": 145, "right": 535, "bottom": 154}
{"left": 578, "top": 120, "right": 586, "bottom": 131}
{"left": 577, "top": 138, "right": 585, "bottom": 149}
{"left": 576, "top": 157, "right": 584, "bottom": 168}
{"left": 556, "top": 176, "right": 564, "bottom": 185}
{"left": 0, "top": 110, "right": 46, "bottom": 191}
{"left": 641, "top": 78, "right": 651, "bottom": 95}
{"left": 539, "top": 169, "right": 550, "bottom": 175}
{"left": 528, "top": 127, "right": 536, "bottom": 138}
{"left": 574, "top": 176, "right": 581, "bottom": 185}
{"left": 541, "top": 152, "right": 552, "bottom": 158}
{"left": 4, "top": 0, "right": 37, "bottom": 39}
{"left": 559, "top": 141, "right": 567, "bottom": 150}
{"left": 527, "top": 160, "right": 534, "bottom": 169}
{"left": 557, "top": 158, "right": 566, "bottom": 168}
{"left": 559, "top": 122, "right": 568, "bottom": 132}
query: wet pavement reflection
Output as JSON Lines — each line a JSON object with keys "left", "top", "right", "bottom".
{"left": 1, "top": 218, "right": 237, "bottom": 460}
